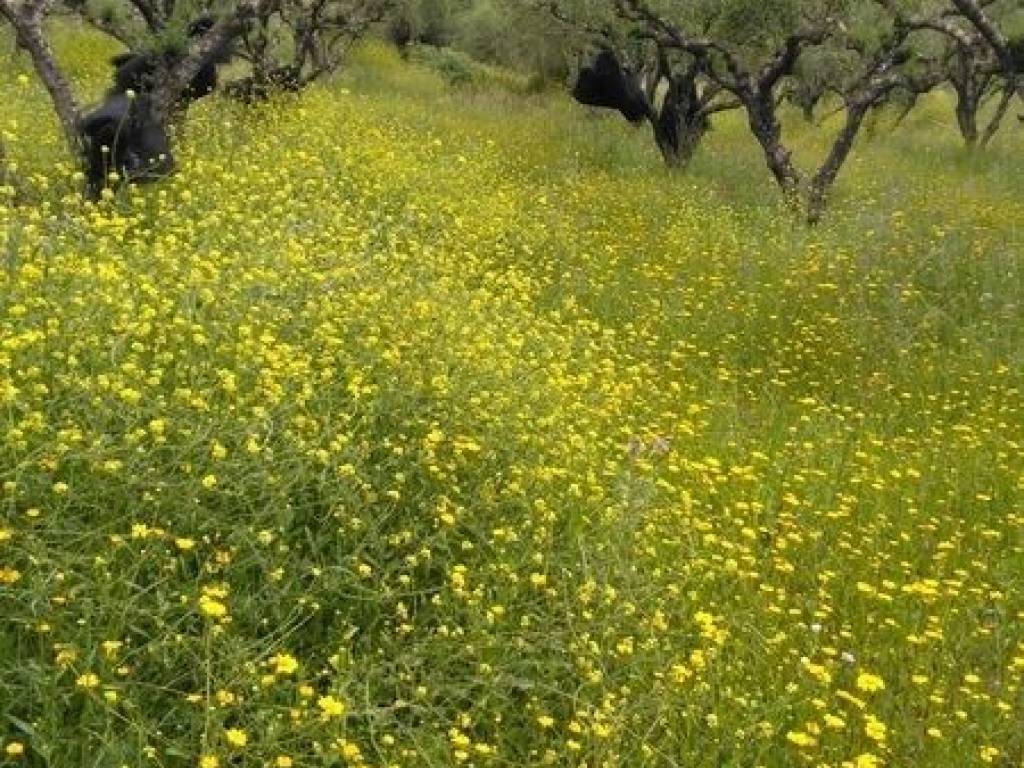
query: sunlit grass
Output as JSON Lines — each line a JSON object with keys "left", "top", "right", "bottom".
{"left": 2, "top": 23, "right": 1023, "bottom": 768}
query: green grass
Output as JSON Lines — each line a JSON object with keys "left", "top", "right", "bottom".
{"left": 1, "top": 22, "right": 1024, "bottom": 768}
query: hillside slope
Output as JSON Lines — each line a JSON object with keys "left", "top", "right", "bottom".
{"left": 2, "top": 26, "right": 1024, "bottom": 768}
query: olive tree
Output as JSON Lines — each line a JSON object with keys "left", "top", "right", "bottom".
{"left": 945, "top": 0, "right": 1023, "bottom": 143}
{"left": 1, "top": 0, "right": 265, "bottom": 151}
{"left": 566, "top": 0, "right": 947, "bottom": 221}
{"left": 228, "top": 0, "right": 393, "bottom": 99}
{"left": 539, "top": 0, "right": 742, "bottom": 169}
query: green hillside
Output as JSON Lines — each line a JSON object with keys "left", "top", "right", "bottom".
{"left": 2, "top": 23, "right": 1024, "bottom": 768}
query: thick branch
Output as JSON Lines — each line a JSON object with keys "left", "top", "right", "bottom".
{"left": 614, "top": 0, "right": 743, "bottom": 90}
{"left": 950, "top": 0, "right": 1011, "bottom": 63}
{"left": 759, "top": 26, "right": 833, "bottom": 93}
{"left": 980, "top": 82, "right": 1017, "bottom": 146}
{"left": 69, "top": 3, "right": 136, "bottom": 47}
{"left": 949, "top": 0, "right": 1024, "bottom": 119}
{"left": 126, "top": 0, "right": 163, "bottom": 33}
{"left": 807, "top": 73, "right": 903, "bottom": 221}
{"left": 152, "top": 2, "right": 267, "bottom": 119}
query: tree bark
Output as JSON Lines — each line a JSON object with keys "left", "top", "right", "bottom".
{"left": 0, "top": 0, "right": 81, "bottom": 152}
{"left": 950, "top": 0, "right": 1024, "bottom": 104}
{"left": 152, "top": 4, "right": 260, "bottom": 121}
{"left": 740, "top": 86, "right": 802, "bottom": 204}
{"left": 127, "top": 0, "right": 164, "bottom": 33}
{"left": 652, "top": 110, "right": 704, "bottom": 168}
{"left": 980, "top": 82, "right": 1017, "bottom": 147}
{"left": 955, "top": 86, "right": 980, "bottom": 146}
{"left": 947, "top": 43, "right": 989, "bottom": 147}
{"left": 806, "top": 97, "right": 874, "bottom": 224}
{"left": 951, "top": 0, "right": 1013, "bottom": 71}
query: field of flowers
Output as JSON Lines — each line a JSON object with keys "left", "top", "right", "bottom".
{"left": 2, "top": 22, "right": 1024, "bottom": 768}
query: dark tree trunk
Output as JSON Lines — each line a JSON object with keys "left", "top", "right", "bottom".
{"left": 740, "top": 86, "right": 802, "bottom": 203}
{"left": 655, "top": 116, "right": 706, "bottom": 168}
{"left": 949, "top": 48, "right": 986, "bottom": 147}
{"left": 955, "top": 88, "right": 980, "bottom": 146}
{"left": 732, "top": 75, "right": 901, "bottom": 223}
{"left": 950, "top": 0, "right": 1024, "bottom": 132}
{"left": 805, "top": 76, "right": 904, "bottom": 223}
{"left": 152, "top": 8, "right": 256, "bottom": 121}
{"left": 806, "top": 96, "right": 875, "bottom": 224}
{"left": 0, "top": 0, "right": 81, "bottom": 152}
{"left": 951, "top": 0, "right": 1016, "bottom": 76}
{"left": 294, "top": 19, "right": 316, "bottom": 70}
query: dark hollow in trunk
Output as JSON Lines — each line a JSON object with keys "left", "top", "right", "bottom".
{"left": 572, "top": 50, "right": 649, "bottom": 124}
{"left": 653, "top": 72, "right": 710, "bottom": 168}
{"left": 572, "top": 50, "right": 724, "bottom": 170}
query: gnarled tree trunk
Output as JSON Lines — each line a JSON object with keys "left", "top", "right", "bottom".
{"left": 0, "top": 0, "right": 81, "bottom": 152}
{"left": 740, "top": 85, "right": 803, "bottom": 204}
{"left": 152, "top": 5, "right": 259, "bottom": 122}
{"left": 806, "top": 94, "right": 878, "bottom": 223}
{"left": 948, "top": 46, "right": 991, "bottom": 147}
{"left": 950, "top": 0, "right": 1024, "bottom": 125}
{"left": 955, "top": 88, "right": 980, "bottom": 146}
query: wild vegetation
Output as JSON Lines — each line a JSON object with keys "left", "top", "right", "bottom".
{"left": 2, "top": 11, "right": 1024, "bottom": 768}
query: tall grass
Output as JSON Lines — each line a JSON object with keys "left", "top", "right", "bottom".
{"left": 2, "top": 26, "right": 1023, "bottom": 768}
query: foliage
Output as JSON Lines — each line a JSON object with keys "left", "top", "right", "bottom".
{"left": 404, "top": 42, "right": 527, "bottom": 91}
{"left": 389, "top": 0, "right": 573, "bottom": 81}
{"left": 452, "top": 0, "right": 572, "bottom": 81}
{"left": 390, "top": 0, "right": 466, "bottom": 45}
{"left": 3, "top": 21, "right": 1024, "bottom": 768}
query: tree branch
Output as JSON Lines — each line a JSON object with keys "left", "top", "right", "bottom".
{"left": 534, "top": 0, "right": 616, "bottom": 46}
{"left": 949, "top": 0, "right": 1023, "bottom": 129}
{"left": 950, "top": 0, "right": 1011, "bottom": 62}
{"left": 126, "top": 0, "right": 164, "bottom": 33}
{"left": 980, "top": 81, "right": 1017, "bottom": 146}
{"left": 614, "top": 0, "right": 744, "bottom": 90}
{"left": 68, "top": 3, "right": 137, "bottom": 47}
{"left": 0, "top": 0, "right": 81, "bottom": 151}
{"left": 758, "top": 25, "right": 834, "bottom": 93}
{"left": 152, "top": 1, "right": 270, "bottom": 120}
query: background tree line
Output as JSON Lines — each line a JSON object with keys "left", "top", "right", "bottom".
{"left": 534, "top": 0, "right": 1023, "bottom": 220}
{"left": 2, "top": 0, "right": 1022, "bottom": 218}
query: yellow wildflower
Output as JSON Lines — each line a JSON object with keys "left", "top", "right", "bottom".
{"left": 224, "top": 729, "right": 247, "bottom": 748}
{"left": 318, "top": 694, "right": 346, "bottom": 718}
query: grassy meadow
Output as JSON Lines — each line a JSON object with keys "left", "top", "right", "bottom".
{"left": 2, "top": 21, "right": 1024, "bottom": 768}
